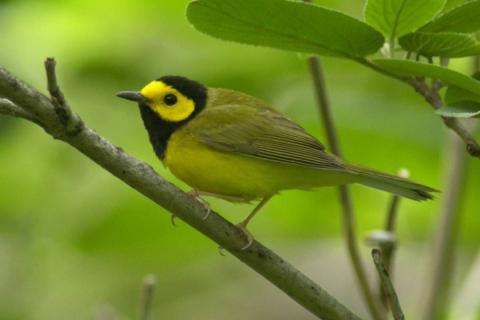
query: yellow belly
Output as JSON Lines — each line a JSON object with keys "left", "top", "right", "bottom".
{"left": 163, "top": 130, "right": 357, "bottom": 201}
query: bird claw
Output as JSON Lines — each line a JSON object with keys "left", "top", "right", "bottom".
{"left": 217, "top": 245, "right": 226, "bottom": 256}
{"left": 188, "top": 189, "right": 211, "bottom": 220}
{"left": 216, "top": 224, "right": 253, "bottom": 254}
{"left": 236, "top": 222, "right": 254, "bottom": 250}
{"left": 202, "top": 208, "right": 211, "bottom": 220}
{"left": 170, "top": 214, "right": 177, "bottom": 227}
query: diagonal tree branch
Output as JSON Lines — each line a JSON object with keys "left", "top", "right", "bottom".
{"left": 371, "top": 249, "right": 405, "bottom": 320}
{"left": 408, "top": 77, "right": 480, "bottom": 158}
{"left": 0, "top": 59, "right": 363, "bottom": 320}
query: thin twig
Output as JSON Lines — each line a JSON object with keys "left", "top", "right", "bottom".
{"left": 371, "top": 249, "right": 405, "bottom": 320}
{"left": 383, "top": 169, "right": 409, "bottom": 269}
{"left": 139, "top": 274, "right": 157, "bottom": 320}
{"left": 377, "top": 169, "right": 408, "bottom": 310}
{"left": 0, "top": 59, "right": 364, "bottom": 320}
{"left": 44, "top": 57, "right": 84, "bottom": 136}
{"left": 408, "top": 77, "right": 480, "bottom": 158}
{"left": 0, "top": 98, "right": 37, "bottom": 122}
{"left": 0, "top": 98, "right": 45, "bottom": 128}
{"left": 307, "top": 56, "right": 382, "bottom": 320}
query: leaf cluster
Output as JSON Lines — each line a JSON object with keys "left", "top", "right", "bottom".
{"left": 187, "top": 0, "right": 480, "bottom": 118}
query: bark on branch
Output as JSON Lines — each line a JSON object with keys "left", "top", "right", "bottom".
{"left": 408, "top": 78, "right": 480, "bottom": 158}
{"left": 0, "top": 59, "right": 362, "bottom": 320}
{"left": 371, "top": 249, "right": 405, "bottom": 320}
{"left": 0, "top": 98, "right": 44, "bottom": 127}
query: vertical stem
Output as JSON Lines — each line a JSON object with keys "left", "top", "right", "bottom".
{"left": 307, "top": 56, "right": 382, "bottom": 320}
{"left": 379, "top": 169, "right": 408, "bottom": 309}
{"left": 139, "top": 274, "right": 157, "bottom": 320}
{"left": 379, "top": 195, "right": 400, "bottom": 309}
{"left": 422, "top": 132, "right": 469, "bottom": 320}
{"left": 389, "top": 37, "right": 395, "bottom": 58}
{"left": 422, "top": 56, "right": 479, "bottom": 320}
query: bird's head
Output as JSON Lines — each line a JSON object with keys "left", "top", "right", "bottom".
{"left": 116, "top": 75, "right": 207, "bottom": 123}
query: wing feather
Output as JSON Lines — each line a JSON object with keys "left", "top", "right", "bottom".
{"left": 186, "top": 99, "right": 346, "bottom": 171}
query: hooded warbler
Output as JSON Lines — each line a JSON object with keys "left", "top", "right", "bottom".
{"left": 117, "top": 76, "right": 435, "bottom": 247}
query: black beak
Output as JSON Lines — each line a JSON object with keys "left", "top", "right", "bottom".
{"left": 116, "top": 91, "right": 149, "bottom": 104}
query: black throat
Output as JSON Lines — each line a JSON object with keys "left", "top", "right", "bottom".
{"left": 139, "top": 76, "right": 207, "bottom": 159}
{"left": 139, "top": 105, "right": 181, "bottom": 159}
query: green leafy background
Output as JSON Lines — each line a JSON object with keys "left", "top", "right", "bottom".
{"left": 0, "top": 0, "right": 479, "bottom": 319}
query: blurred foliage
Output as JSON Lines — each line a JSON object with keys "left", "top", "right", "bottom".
{"left": 0, "top": 0, "right": 479, "bottom": 319}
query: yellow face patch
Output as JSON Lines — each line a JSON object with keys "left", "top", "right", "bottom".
{"left": 140, "top": 81, "right": 195, "bottom": 122}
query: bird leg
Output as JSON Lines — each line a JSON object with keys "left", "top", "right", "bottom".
{"left": 188, "top": 189, "right": 211, "bottom": 220}
{"left": 236, "top": 195, "right": 273, "bottom": 250}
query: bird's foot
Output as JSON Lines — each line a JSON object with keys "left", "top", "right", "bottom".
{"left": 216, "top": 222, "right": 254, "bottom": 254}
{"left": 170, "top": 214, "right": 177, "bottom": 227}
{"left": 236, "top": 221, "right": 254, "bottom": 250}
{"left": 217, "top": 245, "right": 226, "bottom": 256}
{"left": 188, "top": 189, "right": 211, "bottom": 220}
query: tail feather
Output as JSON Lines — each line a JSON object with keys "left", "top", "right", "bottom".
{"left": 352, "top": 167, "right": 437, "bottom": 201}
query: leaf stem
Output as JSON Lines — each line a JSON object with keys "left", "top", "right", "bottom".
{"left": 389, "top": 37, "right": 395, "bottom": 59}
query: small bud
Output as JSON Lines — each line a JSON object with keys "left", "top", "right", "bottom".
{"left": 397, "top": 168, "right": 410, "bottom": 178}
{"left": 365, "top": 230, "right": 396, "bottom": 248}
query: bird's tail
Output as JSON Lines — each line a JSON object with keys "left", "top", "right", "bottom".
{"left": 351, "top": 166, "right": 437, "bottom": 201}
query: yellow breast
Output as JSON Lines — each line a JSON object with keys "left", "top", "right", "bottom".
{"left": 163, "top": 127, "right": 355, "bottom": 200}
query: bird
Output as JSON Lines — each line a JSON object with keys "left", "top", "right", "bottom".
{"left": 117, "top": 76, "right": 436, "bottom": 248}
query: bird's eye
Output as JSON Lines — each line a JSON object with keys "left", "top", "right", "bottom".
{"left": 163, "top": 94, "right": 177, "bottom": 106}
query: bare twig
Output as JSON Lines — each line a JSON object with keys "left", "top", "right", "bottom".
{"left": 307, "top": 56, "right": 382, "bottom": 320}
{"left": 139, "top": 274, "right": 157, "bottom": 320}
{"left": 0, "top": 59, "right": 363, "bottom": 320}
{"left": 371, "top": 249, "right": 405, "bottom": 320}
{"left": 383, "top": 169, "right": 409, "bottom": 269}
{"left": 0, "top": 98, "right": 44, "bottom": 127}
{"left": 44, "top": 57, "right": 84, "bottom": 136}
{"left": 377, "top": 168, "right": 408, "bottom": 311}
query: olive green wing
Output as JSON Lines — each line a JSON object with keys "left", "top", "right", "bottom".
{"left": 187, "top": 102, "right": 346, "bottom": 171}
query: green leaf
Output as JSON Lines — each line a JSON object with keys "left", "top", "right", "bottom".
{"left": 443, "top": 0, "right": 466, "bottom": 11}
{"left": 364, "top": 0, "right": 446, "bottom": 38}
{"left": 435, "top": 102, "right": 480, "bottom": 118}
{"left": 373, "top": 59, "right": 480, "bottom": 95}
{"left": 398, "top": 32, "right": 480, "bottom": 57}
{"left": 420, "top": 0, "right": 480, "bottom": 33}
{"left": 186, "top": 0, "right": 384, "bottom": 58}
{"left": 445, "top": 83, "right": 480, "bottom": 104}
